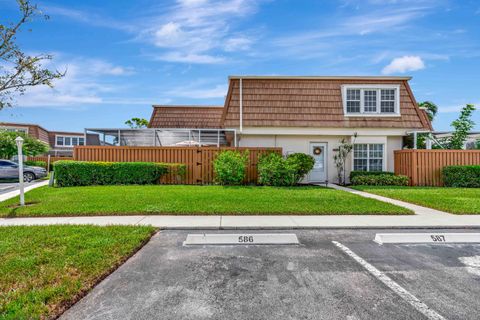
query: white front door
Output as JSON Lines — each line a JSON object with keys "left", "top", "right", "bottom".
{"left": 308, "top": 142, "right": 327, "bottom": 182}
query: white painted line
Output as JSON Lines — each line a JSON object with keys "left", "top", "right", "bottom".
{"left": 184, "top": 233, "right": 299, "bottom": 245}
{"left": 332, "top": 241, "right": 445, "bottom": 320}
{"left": 374, "top": 233, "right": 480, "bottom": 244}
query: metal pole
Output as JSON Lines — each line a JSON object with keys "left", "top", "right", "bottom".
{"left": 118, "top": 129, "right": 121, "bottom": 146}
{"left": 234, "top": 130, "right": 237, "bottom": 147}
{"left": 18, "top": 144, "right": 25, "bottom": 206}
{"left": 47, "top": 154, "right": 51, "bottom": 173}
{"left": 198, "top": 130, "right": 201, "bottom": 146}
{"left": 413, "top": 131, "right": 418, "bottom": 149}
{"left": 217, "top": 129, "right": 220, "bottom": 147}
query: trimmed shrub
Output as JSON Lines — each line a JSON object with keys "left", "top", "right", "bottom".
{"left": 350, "top": 170, "right": 394, "bottom": 180}
{"left": 443, "top": 165, "right": 480, "bottom": 188}
{"left": 257, "top": 153, "right": 287, "bottom": 186}
{"left": 54, "top": 161, "right": 182, "bottom": 187}
{"left": 25, "top": 160, "right": 47, "bottom": 168}
{"left": 258, "top": 152, "right": 315, "bottom": 186}
{"left": 351, "top": 174, "right": 409, "bottom": 186}
{"left": 286, "top": 153, "right": 316, "bottom": 179}
{"left": 213, "top": 150, "right": 249, "bottom": 185}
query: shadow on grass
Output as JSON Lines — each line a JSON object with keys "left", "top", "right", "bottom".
{"left": 6, "top": 202, "right": 39, "bottom": 218}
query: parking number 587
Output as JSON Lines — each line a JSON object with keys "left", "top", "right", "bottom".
{"left": 431, "top": 235, "right": 446, "bottom": 242}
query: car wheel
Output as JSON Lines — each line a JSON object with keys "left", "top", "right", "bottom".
{"left": 23, "top": 172, "right": 35, "bottom": 183}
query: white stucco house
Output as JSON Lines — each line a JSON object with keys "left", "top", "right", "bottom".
{"left": 99, "top": 76, "right": 433, "bottom": 183}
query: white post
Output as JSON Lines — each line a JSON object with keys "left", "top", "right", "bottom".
{"left": 413, "top": 131, "right": 418, "bottom": 149}
{"left": 426, "top": 136, "right": 432, "bottom": 150}
{"left": 15, "top": 137, "right": 25, "bottom": 206}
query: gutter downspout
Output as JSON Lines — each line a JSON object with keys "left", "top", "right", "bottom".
{"left": 239, "top": 78, "right": 243, "bottom": 133}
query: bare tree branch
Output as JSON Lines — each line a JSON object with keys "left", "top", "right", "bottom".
{"left": 0, "top": 0, "right": 64, "bottom": 110}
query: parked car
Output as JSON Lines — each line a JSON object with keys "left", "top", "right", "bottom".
{"left": 0, "top": 160, "right": 47, "bottom": 182}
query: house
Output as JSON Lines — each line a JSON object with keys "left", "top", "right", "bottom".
{"left": 0, "top": 122, "right": 92, "bottom": 157}
{"left": 148, "top": 76, "right": 432, "bottom": 183}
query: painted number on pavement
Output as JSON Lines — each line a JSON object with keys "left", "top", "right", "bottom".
{"left": 431, "top": 235, "right": 446, "bottom": 242}
{"left": 238, "top": 235, "right": 254, "bottom": 243}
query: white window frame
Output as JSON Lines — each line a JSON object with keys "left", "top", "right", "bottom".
{"left": 55, "top": 135, "right": 85, "bottom": 147}
{"left": 352, "top": 143, "right": 386, "bottom": 172}
{"left": 342, "top": 84, "right": 401, "bottom": 117}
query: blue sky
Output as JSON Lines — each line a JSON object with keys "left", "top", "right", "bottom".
{"left": 1, "top": 0, "right": 479, "bottom": 132}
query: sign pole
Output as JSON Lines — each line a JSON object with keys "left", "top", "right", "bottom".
{"left": 15, "top": 137, "right": 25, "bottom": 206}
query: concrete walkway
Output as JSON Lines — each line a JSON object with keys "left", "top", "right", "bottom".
{"left": 0, "top": 180, "right": 48, "bottom": 202}
{"left": 1, "top": 182, "right": 479, "bottom": 229}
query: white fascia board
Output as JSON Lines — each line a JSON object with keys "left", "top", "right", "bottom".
{"left": 232, "top": 127, "right": 410, "bottom": 136}
{"left": 353, "top": 136, "right": 388, "bottom": 144}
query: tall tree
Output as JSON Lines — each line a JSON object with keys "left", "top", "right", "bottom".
{"left": 0, "top": 0, "right": 64, "bottom": 110}
{"left": 125, "top": 118, "right": 149, "bottom": 129}
{"left": 0, "top": 130, "right": 49, "bottom": 158}
{"left": 448, "top": 104, "right": 476, "bottom": 149}
{"left": 418, "top": 101, "right": 438, "bottom": 122}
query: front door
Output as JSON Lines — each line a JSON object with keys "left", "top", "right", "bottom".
{"left": 308, "top": 142, "right": 327, "bottom": 182}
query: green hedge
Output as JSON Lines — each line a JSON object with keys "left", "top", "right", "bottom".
{"left": 25, "top": 160, "right": 47, "bottom": 168}
{"left": 351, "top": 174, "right": 409, "bottom": 186}
{"left": 54, "top": 161, "right": 185, "bottom": 187}
{"left": 443, "top": 165, "right": 480, "bottom": 188}
{"left": 350, "top": 170, "right": 395, "bottom": 180}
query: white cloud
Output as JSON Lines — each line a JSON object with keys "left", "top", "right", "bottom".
{"left": 157, "top": 52, "right": 225, "bottom": 64}
{"left": 224, "top": 36, "right": 253, "bottom": 52}
{"left": 15, "top": 57, "right": 137, "bottom": 108}
{"left": 42, "top": 5, "right": 133, "bottom": 32}
{"left": 143, "top": 0, "right": 260, "bottom": 63}
{"left": 275, "top": 6, "right": 429, "bottom": 48}
{"left": 382, "top": 55, "right": 425, "bottom": 74}
{"left": 89, "top": 60, "right": 135, "bottom": 76}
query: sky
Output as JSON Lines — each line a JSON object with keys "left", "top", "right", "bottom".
{"left": 0, "top": 0, "right": 479, "bottom": 132}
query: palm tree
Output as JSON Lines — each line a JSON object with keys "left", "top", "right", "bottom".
{"left": 418, "top": 101, "right": 438, "bottom": 122}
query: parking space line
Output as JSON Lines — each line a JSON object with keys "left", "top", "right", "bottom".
{"left": 332, "top": 241, "right": 445, "bottom": 320}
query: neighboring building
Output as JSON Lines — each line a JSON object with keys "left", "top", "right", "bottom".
{"left": 433, "top": 131, "right": 480, "bottom": 149}
{"left": 148, "top": 76, "right": 432, "bottom": 183}
{"left": 0, "top": 122, "right": 87, "bottom": 157}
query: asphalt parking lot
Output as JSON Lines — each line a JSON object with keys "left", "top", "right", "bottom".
{"left": 61, "top": 229, "right": 480, "bottom": 320}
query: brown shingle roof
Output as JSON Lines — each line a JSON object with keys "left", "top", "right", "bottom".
{"left": 222, "top": 77, "right": 432, "bottom": 130}
{"left": 149, "top": 105, "right": 224, "bottom": 129}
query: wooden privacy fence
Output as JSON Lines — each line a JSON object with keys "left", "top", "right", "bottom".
{"left": 394, "top": 150, "right": 480, "bottom": 186}
{"left": 73, "top": 146, "right": 282, "bottom": 185}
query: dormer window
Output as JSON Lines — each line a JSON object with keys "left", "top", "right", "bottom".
{"left": 342, "top": 85, "right": 400, "bottom": 116}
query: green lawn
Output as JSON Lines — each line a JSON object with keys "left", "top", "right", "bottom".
{"left": 0, "top": 225, "right": 156, "bottom": 319}
{"left": 0, "top": 185, "right": 411, "bottom": 216}
{"left": 353, "top": 186, "right": 480, "bottom": 214}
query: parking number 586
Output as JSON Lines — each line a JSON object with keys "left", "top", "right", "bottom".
{"left": 431, "top": 235, "right": 446, "bottom": 242}
{"left": 238, "top": 236, "right": 254, "bottom": 243}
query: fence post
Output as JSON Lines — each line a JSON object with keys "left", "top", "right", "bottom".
{"left": 411, "top": 150, "right": 418, "bottom": 186}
